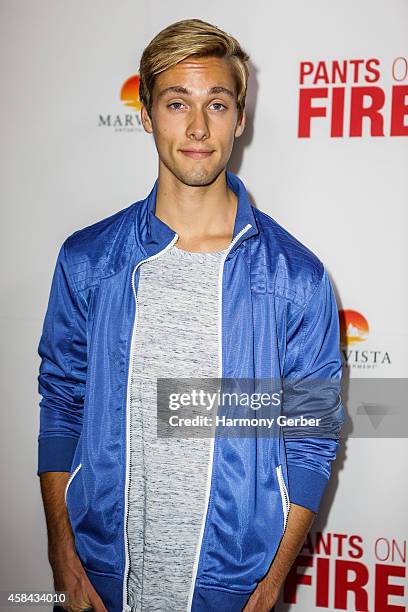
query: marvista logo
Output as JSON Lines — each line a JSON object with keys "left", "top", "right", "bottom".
{"left": 339, "top": 309, "right": 369, "bottom": 346}
{"left": 121, "top": 75, "right": 142, "bottom": 111}
{"left": 98, "top": 74, "right": 143, "bottom": 132}
{"left": 339, "top": 309, "right": 391, "bottom": 369}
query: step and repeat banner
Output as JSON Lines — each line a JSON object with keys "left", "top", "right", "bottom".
{"left": 1, "top": 1, "right": 406, "bottom": 610}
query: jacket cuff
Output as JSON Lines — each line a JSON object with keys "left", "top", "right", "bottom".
{"left": 287, "top": 464, "right": 329, "bottom": 514}
{"left": 37, "top": 436, "right": 79, "bottom": 475}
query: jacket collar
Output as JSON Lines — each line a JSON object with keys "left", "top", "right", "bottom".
{"left": 135, "top": 170, "right": 259, "bottom": 258}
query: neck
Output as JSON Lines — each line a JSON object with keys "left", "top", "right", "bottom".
{"left": 154, "top": 164, "right": 238, "bottom": 252}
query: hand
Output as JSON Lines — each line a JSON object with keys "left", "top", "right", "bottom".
{"left": 242, "top": 578, "right": 279, "bottom": 612}
{"left": 50, "top": 547, "right": 108, "bottom": 612}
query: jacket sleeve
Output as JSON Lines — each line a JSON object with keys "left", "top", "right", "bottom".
{"left": 282, "top": 267, "right": 345, "bottom": 513}
{"left": 36, "top": 239, "right": 87, "bottom": 475}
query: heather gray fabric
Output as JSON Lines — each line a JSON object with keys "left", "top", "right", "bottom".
{"left": 127, "top": 243, "right": 229, "bottom": 612}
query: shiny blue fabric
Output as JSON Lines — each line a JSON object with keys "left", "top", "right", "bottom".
{"left": 37, "top": 171, "right": 345, "bottom": 610}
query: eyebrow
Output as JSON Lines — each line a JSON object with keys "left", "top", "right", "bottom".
{"left": 157, "top": 85, "right": 236, "bottom": 100}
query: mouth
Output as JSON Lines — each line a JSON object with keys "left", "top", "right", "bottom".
{"left": 179, "top": 149, "right": 214, "bottom": 160}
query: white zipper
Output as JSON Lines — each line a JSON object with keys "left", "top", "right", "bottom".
{"left": 185, "top": 223, "right": 253, "bottom": 612}
{"left": 122, "top": 233, "right": 179, "bottom": 612}
{"left": 276, "top": 464, "right": 290, "bottom": 531}
{"left": 64, "top": 462, "right": 82, "bottom": 504}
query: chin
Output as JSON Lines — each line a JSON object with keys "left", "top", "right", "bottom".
{"left": 174, "top": 165, "right": 224, "bottom": 187}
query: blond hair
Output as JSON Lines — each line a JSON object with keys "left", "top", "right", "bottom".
{"left": 139, "top": 19, "right": 250, "bottom": 121}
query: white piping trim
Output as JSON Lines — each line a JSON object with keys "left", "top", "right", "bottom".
{"left": 122, "top": 233, "right": 179, "bottom": 612}
{"left": 64, "top": 462, "right": 82, "bottom": 504}
{"left": 185, "top": 223, "right": 253, "bottom": 612}
{"left": 276, "top": 464, "right": 290, "bottom": 531}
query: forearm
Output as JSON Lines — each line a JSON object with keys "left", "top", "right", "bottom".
{"left": 263, "top": 502, "right": 315, "bottom": 596}
{"left": 39, "top": 471, "right": 77, "bottom": 562}
{"left": 39, "top": 472, "right": 107, "bottom": 611}
{"left": 243, "top": 502, "right": 315, "bottom": 611}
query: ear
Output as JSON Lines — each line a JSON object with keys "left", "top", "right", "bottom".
{"left": 234, "top": 108, "right": 246, "bottom": 138}
{"left": 140, "top": 103, "right": 153, "bottom": 134}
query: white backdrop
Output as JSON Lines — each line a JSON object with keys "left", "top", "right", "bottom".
{"left": 1, "top": 1, "right": 407, "bottom": 610}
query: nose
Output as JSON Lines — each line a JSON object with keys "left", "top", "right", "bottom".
{"left": 186, "top": 108, "right": 210, "bottom": 141}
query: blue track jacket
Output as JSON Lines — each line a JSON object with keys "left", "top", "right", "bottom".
{"left": 37, "top": 171, "right": 345, "bottom": 611}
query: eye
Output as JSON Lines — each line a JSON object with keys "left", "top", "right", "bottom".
{"left": 167, "top": 102, "right": 185, "bottom": 110}
{"left": 210, "top": 102, "right": 227, "bottom": 111}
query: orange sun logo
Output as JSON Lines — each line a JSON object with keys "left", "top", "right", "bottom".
{"left": 339, "top": 310, "right": 369, "bottom": 346}
{"left": 120, "top": 75, "right": 141, "bottom": 111}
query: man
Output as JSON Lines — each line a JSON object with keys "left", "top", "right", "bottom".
{"left": 37, "top": 18, "right": 345, "bottom": 612}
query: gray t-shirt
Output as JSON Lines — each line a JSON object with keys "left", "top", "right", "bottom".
{"left": 127, "top": 243, "right": 228, "bottom": 611}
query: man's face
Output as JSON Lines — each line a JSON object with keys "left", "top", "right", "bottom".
{"left": 140, "top": 56, "right": 246, "bottom": 187}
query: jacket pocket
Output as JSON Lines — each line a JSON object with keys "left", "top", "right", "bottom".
{"left": 276, "top": 464, "right": 290, "bottom": 531}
